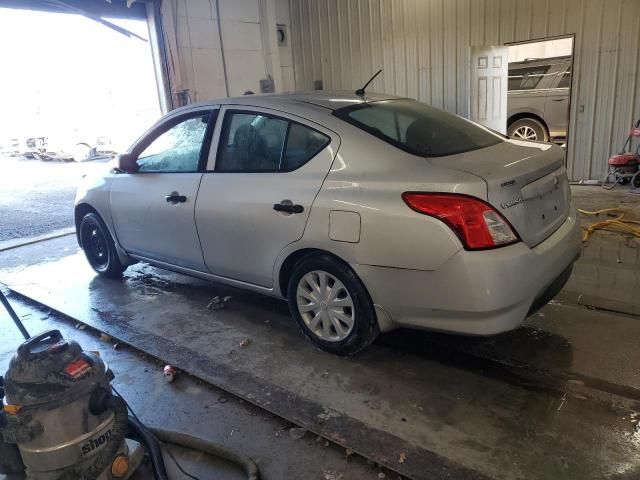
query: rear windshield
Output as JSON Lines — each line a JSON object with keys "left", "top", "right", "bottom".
{"left": 333, "top": 99, "right": 502, "bottom": 157}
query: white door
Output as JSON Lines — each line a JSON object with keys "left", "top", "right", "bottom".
{"left": 110, "top": 109, "right": 216, "bottom": 271}
{"left": 470, "top": 46, "right": 508, "bottom": 134}
{"left": 195, "top": 107, "right": 338, "bottom": 288}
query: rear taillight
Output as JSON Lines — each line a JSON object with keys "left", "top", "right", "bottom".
{"left": 402, "top": 192, "right": 519, "bottom": 250}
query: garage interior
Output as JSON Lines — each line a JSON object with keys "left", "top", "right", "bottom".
{"left": 1, "top": 1, "right": 640, "bottom": 480}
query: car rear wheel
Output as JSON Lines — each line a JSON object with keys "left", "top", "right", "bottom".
{"left": 79, "top": 212, "right": 126, "bottom": 278}
{"left": 508, "top": 118, "right": 549, "bottom": 142}
{"left": 287, "top": 254, "right": 379, "bottom": 355}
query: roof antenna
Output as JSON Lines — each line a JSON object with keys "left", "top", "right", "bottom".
{"left": 355, "top": 69, "right": 383, "bottom": 97}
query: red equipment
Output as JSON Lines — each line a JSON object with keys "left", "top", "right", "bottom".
{"left": 603, "top": 119, "right": 640, "bottom": 189}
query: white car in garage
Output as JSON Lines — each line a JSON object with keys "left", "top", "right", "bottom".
{"left": 75, "top": 92, "right": 581, "bottom": 355}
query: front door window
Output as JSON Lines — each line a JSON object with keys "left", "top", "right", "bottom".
{"left": 137, "top": 113, "right": 211, "bottom": 172}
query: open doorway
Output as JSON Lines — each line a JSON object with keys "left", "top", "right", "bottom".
{"left": 470, "top": 36, "right": 574, "bottom": 147}
{"left": 506, "top": 37, "right": 574, "bottom": 145}
{"left": 0, "top": 7, "right": 161, "bottom": 245}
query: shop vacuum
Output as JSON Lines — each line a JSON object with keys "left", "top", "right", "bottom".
{"left": 0, "top": 290, "right": 260, "bottom": 480}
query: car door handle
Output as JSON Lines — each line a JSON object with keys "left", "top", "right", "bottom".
{"left": 273, "top": 201, "right": 304, "bottom": 214}
{"left": 551, "top": 98, "right": 566, "bottom": 102}
{"left": 165, "top": 192, "right": 187, "bottom": 204}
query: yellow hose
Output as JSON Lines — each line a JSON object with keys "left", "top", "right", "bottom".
{"left": 578, "top": 208, "right": 640, "bottom": 242}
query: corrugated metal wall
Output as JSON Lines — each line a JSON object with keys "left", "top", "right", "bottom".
{"left": 289, "top": 0, "right": 640, "bottom": 181}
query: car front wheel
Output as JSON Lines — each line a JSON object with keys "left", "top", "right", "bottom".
{"left": 287, "top": 254, "right": 379, "bottom": 355}
{"left": 79, "top": 212, "right": 126, "bottom": 278}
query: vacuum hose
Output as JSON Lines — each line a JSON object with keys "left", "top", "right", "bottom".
{"left": 127, "top": 416, "right": 260, "bottom": 480}
{"left": 126, "top": 416, "right": 168, "bottom": 479}
{"left": 149, "top": 427, "right": 260, "bottom": 480}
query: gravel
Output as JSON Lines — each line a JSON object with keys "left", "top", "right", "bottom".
{"left": 0, "top": 156, "right": 112, "bottom": 241}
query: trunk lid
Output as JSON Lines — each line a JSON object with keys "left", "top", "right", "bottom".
{"left": 428, "top": 140, "right": 570, "bottom": 247}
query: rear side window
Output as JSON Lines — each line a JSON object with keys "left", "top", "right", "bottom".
{"left": 557, "top": 65, "right": 572, "bottom": 88}
{"left": 333, "top": 99, "right": 502, "bottom": 157}
{"left": 283, "top": 123, "right": 330, "bottom": 171}
{"left": 508, "top": 66, "right": 551, "bottom": 90}
{"left": 217, "top": 113, "right": 288, "bottom": 172}
{"left": 216, "top": 111, "right": 330, "bottom": 172}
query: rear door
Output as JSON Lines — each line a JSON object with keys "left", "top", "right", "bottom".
{"left": 507, "top": 62, "right": 553, "bottom": 125}
{"left": 543, "top": 62, "right": 571, "bottom": 138}
{"left": 110, "top": 108, "right": 216, "bottom": 271}
{"left": 195, "top": 106, "right": 339, "bottom": 287}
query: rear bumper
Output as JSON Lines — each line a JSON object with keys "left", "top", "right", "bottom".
{"left": 527, "top": 259, "right": 574, "bottom": 316}
{"left": 353, "top": 205, "right": 581, "bottom": 335}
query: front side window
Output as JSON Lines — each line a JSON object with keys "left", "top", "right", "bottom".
{"left": 216, "top": 111, "right": 330, "bottom": 172}
{"left": 508, "top": 66, "right": 551, "bottom": 91}
{"left": 334, "top": 99, "right": 502, "bottom": 157}
{"left": 137, "top": 113, "right": 211, "bottom": 172}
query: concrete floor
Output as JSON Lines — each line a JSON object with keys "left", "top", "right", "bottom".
{"left": 561, "top": 186, "right": 640, "bottom": 316}
{"left": 0, "top": 296, "right": 397, "bottom": 480}
{"left": 1, "top": 186, "right": 640, "bottom": 479}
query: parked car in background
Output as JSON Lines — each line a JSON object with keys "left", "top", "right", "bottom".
{"left": 0, "top": 136, "right": 47, "bottom": 158}
{"left": 49, "top": 133, "right": 116, "bottom": 162}
{"left": 507, "top": 56, "right": 572, "bottom": 143}
{"left": 0, "top": 137, "right": 23, "bottom": 157}
{"left": 75, "top": 92, "right": 580, "bottom": 355}
{"left": 66, "top": 136, "right": 117, "bottom": 162}
{"left": 0, "top": 134, "right": 115, "bottom": 161}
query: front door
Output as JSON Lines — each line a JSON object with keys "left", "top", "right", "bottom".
{"left": 195, "top": 107, "right": 338, "bottom": 288}
{"left": 110, "top": 108, "right": 216, "bottom": 271}
{"left": 470, "top": 46, "right": 509, "bottom": 134}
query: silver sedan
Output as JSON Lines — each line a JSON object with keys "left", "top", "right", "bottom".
{"left": 75, "top": 92, "right": 581, "bottom": 355}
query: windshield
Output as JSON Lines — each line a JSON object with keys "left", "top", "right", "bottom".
{"left": 333, "top": 99, "right": 503, "bottom": 157}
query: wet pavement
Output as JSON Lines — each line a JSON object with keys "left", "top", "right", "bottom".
{"left": 2, "top": 251, "right": 640, "bottom": 479}
{"left": 0, "top": 295, "right": 396, "bottom": 480}
{"left": 560, "top": 186, "right": 640, "bottom": 316}
{"left": 408, "top": 302, "right": 640, "bottom": 400}
{"left": 1, "top": 186, "right": 639, "bottom": 479}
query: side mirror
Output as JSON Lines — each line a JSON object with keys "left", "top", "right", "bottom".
{"left": 116, "top": 153, "right": 138, "bottom": 173}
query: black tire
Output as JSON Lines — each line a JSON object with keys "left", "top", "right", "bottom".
{"left": 507, "top": 118, "right": 549, "bottom": 142}
{"left": 79, "top": 212, "right": 126, "bottom": 278}
{"left": 287, "top": 253, "right": 379, "bottom": 355}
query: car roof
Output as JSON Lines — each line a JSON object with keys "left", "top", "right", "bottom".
{"left": 174, "top": 91, "right": 403, "bottom": 114}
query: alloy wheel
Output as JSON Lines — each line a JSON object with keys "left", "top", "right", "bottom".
{"left": 513, "top": 125, "right": 538, "bottom": 141}
{"left": 296, "top": 270, "right": 355, "bottom": 342}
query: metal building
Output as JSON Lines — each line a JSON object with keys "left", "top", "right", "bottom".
{"left": 289, "top": 0, "right": 640, "bottom": 181}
